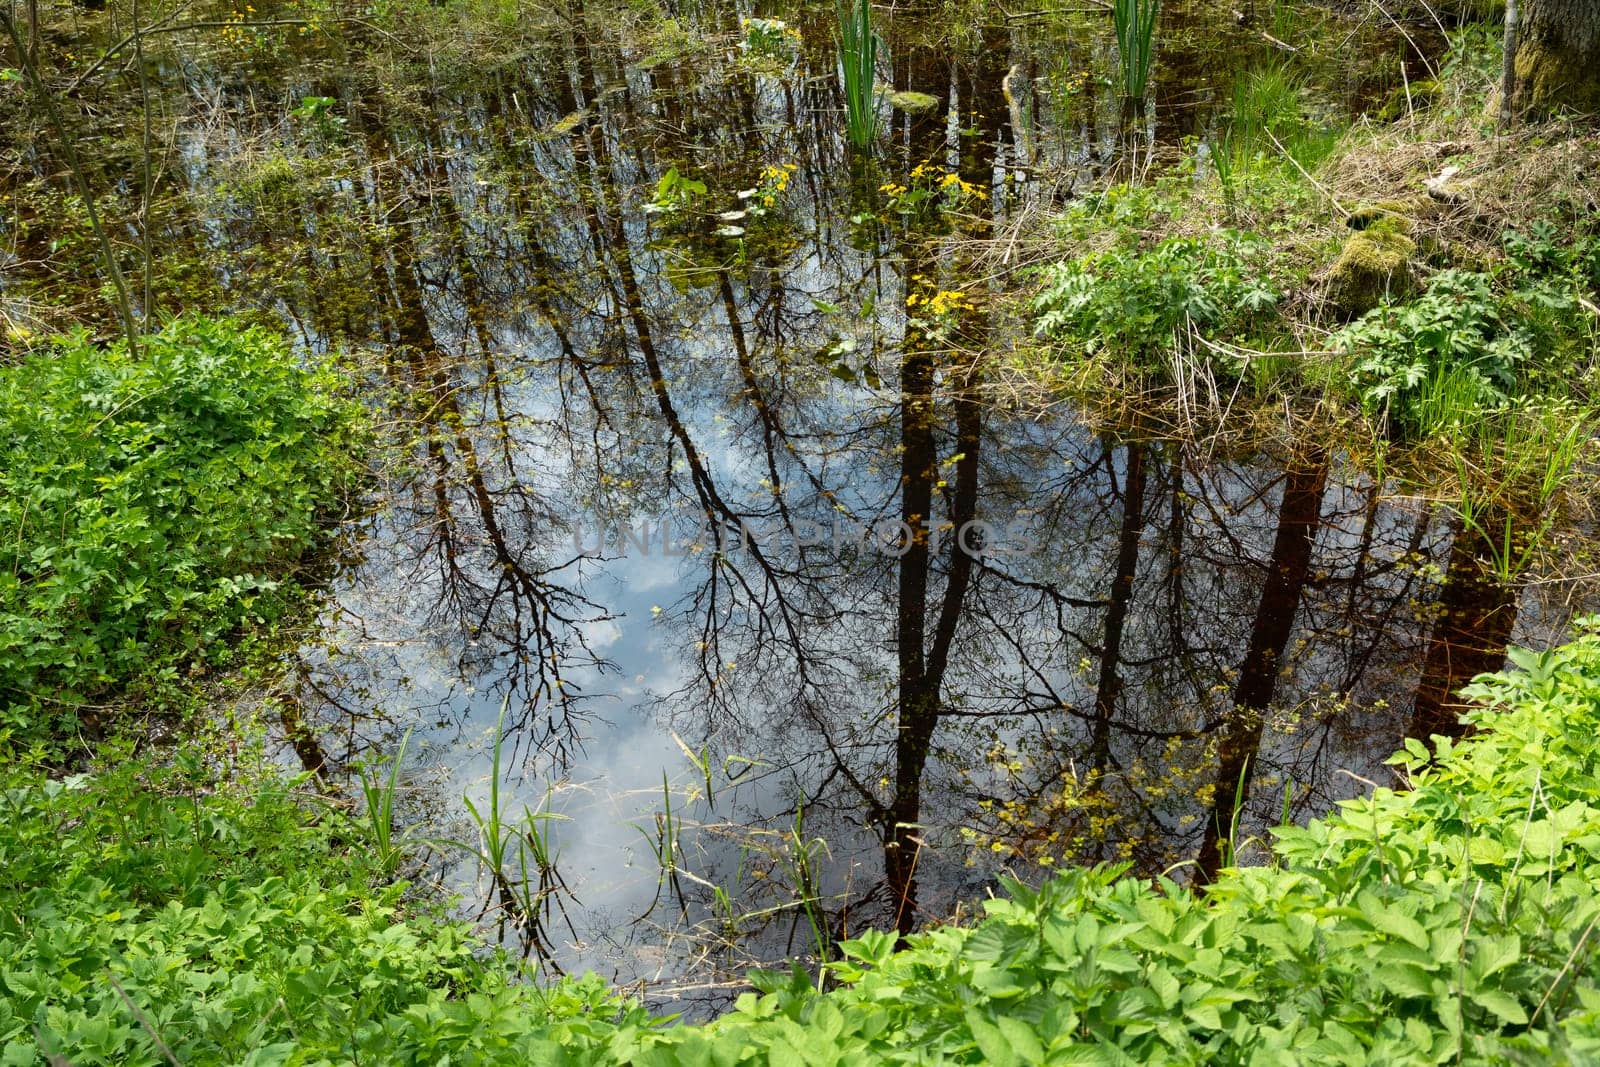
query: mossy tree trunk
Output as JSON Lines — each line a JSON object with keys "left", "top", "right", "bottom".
{"left": 1510, "top": 0, "right": 1600, "bottom": 114}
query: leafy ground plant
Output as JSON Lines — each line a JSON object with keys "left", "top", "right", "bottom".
{"left": 1337, "top": 269, "right": 1526, "bottom": 436}
{"left": 0, "top": 317, "right": 364, "bottom": 743}
{"left": 1032, "top": 230, "right": 1282, "bottom": 376}
{"left": 0, "top": 740, "right": 645, "bottom": 1066}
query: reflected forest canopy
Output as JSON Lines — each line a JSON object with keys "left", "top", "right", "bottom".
{"left": 5, "top": 0, "right": 1600, "bottom": 1042}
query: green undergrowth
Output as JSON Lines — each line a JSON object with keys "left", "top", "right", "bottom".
{"left": 0, "top": 738, "right": 640, "bottom": 1066}
{"left": 10, "top": 626, "right": 1600, "bottom": 1064}
{"left": 1030, "top": 178, "right": 1600, "bottom": 442}
{"left": 0, "top": 317, "right": 366, "bottom": 745}
{"left": 1335, "top": 224, "right": 1600, "bottom": 438}
{"left": 1027, "top": 28, "right": 1600, "bottom": 450}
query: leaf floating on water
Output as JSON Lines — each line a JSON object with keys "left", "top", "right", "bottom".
{"left": 713, "top": 225, "right": 746, "bottom": 238}
{"left": 545, "top": 109, "right": 589, "bottom": 136}
{"left": 887, "top": 90, "right": 940, "bottom": 115}
{"left": 716, "top": 210, "right": 749, "bottom": 222}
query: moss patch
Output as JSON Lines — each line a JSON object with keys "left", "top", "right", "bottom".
{"left": 1514, "top": 39, "right": 1600, "bottom": 115}
{"left": 1325, "top": 218, "right": 1416, "bottom": 316}
{"left": 887, "top": 90, "right": 940, "bottom": 115}
{"left": 1345, "top": 197, "right": 1430, "bottom": 231}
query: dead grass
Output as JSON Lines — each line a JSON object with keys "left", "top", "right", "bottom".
{"left": 1319, "top": 110, "right": 1600, "bottom": 264}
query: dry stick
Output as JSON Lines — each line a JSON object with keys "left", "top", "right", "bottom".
{"left": 106, "top": 973, "right": 182, "bottom": 1067}
{"left": 1368, "top": 0, "right": 1438, "bottom": 82}
{"left": 134, "top": 0, "right": 153, "bottom": 321}
{"left": 67, "top": 16, "right": 313, "bottom": 92}
{"left": 1498, "top": 0, "right": 1519, "bottom": 131}
{"left": 1531, "top": 909, "right": 1600, "bottom": 1025}
{"left": 1410, "top": 0, "right": 1449, "bottom": 42}
{"left": 1265, "top": 129, "right": 1349, "bottom": 220}
{"left": 20, "top": 0, "right": 39, "bottom": 67}
{"left": 63, "top": 3, "right": 192, "bottom": 92}
{"left": 30, "top": 1026, "right": 72, "bottom": 1067}
{"left": 891, "top": 833, "right": 925, "bottom": 934}
{"left": 0, "top": 10, "right": 140, "bottom": 353}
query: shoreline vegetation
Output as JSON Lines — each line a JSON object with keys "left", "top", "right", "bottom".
{"left": 10, "top": 627, "right": 1600, "bottom": 1062}
{"left": 0, "top": 317, "right": 368, "bottom": 755}
{"left": 4, "top": 0, "right": 1600, "bottom": 1062}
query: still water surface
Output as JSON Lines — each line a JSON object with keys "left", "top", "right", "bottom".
{"left": 82, "top": 0, "right": 1577, "bottom": 1001}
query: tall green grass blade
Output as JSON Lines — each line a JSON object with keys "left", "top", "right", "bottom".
{"left": 837, "top": 0, "right": 879, "bottom": 151}
{"left": 356, "top": 727, "right": 413, "bottom": 880}
{"left": 1112, "top": 0, "right": 1159, "bottom": 105}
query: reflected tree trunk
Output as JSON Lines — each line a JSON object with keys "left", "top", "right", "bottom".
{"left": 1409, "top": 517, "right": 1519, "bottom": 742}
{"left": 1089, "top": 440, "right": 1148, "bottom": 771}
{"left": 1195, "top": 450, "right": 1328, "bottom": 884}
{"left": 881, "top": 27, "right": 1008, "bottom": 939}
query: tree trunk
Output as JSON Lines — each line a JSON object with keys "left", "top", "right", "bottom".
{"left": 1510, "top": 0, "right": 1600, "bottom": 114}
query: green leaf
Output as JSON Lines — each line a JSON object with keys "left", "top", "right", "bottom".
{"left": 965, "top": 1009, "right": 1019, "bottom": 1067}
{"left": 1473, "top": 990, "right": 1529, "bottom": 1026}
{"left": 1358, "top": 892, "right": 1430, "bottom": 950}
{"left": 1470, "top": 935, "right": 1521, "bottom": 983}
{"left": 996, "top": 1015, "right": 1045, "bottom": 1065}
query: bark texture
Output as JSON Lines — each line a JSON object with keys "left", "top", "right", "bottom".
{"left": 1511, "top": 0, "right": 1600, "bottom": 113}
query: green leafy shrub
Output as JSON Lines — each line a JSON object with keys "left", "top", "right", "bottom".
{"left": 0, "top": 317, "right": 364, "bottom": 737}
{"left": 1500, "top": 223, "right": 1600, "bottom": 389}
{"left": 1032, "top": 232, "right": 1282, "bottom": 375}
{"left": 0, "top": 746, "right": 649, "bottom": 1066}
{"left": 1336, "top": 222, "right": 1600, "bottom": 439}
{"left": 1336, "top": 268, "right": 1526, "bottom": 435}
{"left": 603, "top": 623, "right": 1600, "bottom": 1064}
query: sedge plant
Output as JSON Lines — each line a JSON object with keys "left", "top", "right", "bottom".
{"left": 356, "top": 728, "right": 413, "bottom": 881}
{"left": 1112, "top": 0, "right": 1159, "bottom": 107}
{"left": 837, "top": 0, "right": 879, "bottom": 152}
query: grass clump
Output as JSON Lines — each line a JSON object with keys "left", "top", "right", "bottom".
{"left": 0, "top": 317, "right": 365, "bottom": 744}
{"left": 837, "top": 0, "right": 879, "bottom": 152}
{"left": 1111, "top": 0, "right": 1159, "bottom": 106}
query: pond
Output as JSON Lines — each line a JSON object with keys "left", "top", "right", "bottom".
{"left": 15, "top": 0, "right": 1583, "bottom": 1010}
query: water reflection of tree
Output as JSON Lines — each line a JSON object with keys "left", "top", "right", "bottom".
{"left": 1410, "top": 515, "right": 1520, "bottom": 743}
{"left": 953, "top": 436, "right": 1425, "bottom": 872}
{"left": 122, "top": 6, "right": 1545, "bottom": 956}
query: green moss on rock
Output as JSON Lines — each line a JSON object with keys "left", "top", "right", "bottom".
{"left": 1326, "top": 220, "right": 1415, "bottom": 316}
{"left": 1346, "top": 198, "right": 1428, "bottom": 231}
